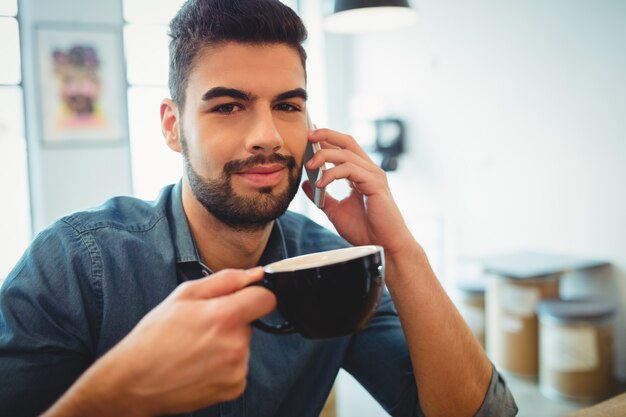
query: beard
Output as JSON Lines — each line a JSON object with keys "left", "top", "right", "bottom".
{"left": 181, "top": 134, "right": 302, "bottom": 232}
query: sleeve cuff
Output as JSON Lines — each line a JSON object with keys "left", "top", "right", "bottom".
{"left": 473, "top": 365, "right": 519, "bottom": 417}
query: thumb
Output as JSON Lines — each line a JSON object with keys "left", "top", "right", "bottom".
{"left": 219, "top": 285, "right": 277, "bottom": 324}
{"left": 301, "top": 180, "right": 314, "bottom": 202}
{"left": 301, "top": 181, "right": 339, "bottom": 215}
{"left": 174, "top": 267, "right": 265, "bottom": 300}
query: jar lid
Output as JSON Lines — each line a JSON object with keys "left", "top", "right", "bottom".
{"left": 479, "top": 251, "right": 609, "bottom": 280}
{"left": 538, "top": 298, "right": 615, "bottom": 322}
{"left": 456, "top": 279, "right": 486, "bottom": 295}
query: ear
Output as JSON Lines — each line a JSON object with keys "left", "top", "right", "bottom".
{"left": 160, "top": 98, "right": 182, "bottom": 153}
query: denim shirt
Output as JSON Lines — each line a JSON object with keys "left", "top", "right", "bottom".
{"left": 0, "top": 182, "right": 517, "bottom": 417}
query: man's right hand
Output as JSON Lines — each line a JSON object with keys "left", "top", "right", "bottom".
{"left": 41, "top": 267, "right": 276, "bottom": 417}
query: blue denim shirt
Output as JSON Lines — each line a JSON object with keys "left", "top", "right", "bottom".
{"left": 0, "top": 182, "right": 517, "bottom": 417}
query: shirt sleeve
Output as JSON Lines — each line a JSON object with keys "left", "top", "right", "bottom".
{"left": 342, "top": 291, "right": 518, "bottom": 417}
{"left": 473, "top": 365, "right": 519, "bottom": 417}
{"left": 0, "top": 221, "right": 99, "bottom": 417}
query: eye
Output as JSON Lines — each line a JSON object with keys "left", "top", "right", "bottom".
{"left": 211, "top": 103, "right": 242, "bottom": 114}
{"left": 274, "top": 103, "right": 301, "bottom": 112}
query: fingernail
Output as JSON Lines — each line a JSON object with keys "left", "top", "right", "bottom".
{"left": 246, "top": 267, "right": 263, "bottom": 275}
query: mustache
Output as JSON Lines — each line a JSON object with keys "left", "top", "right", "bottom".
{"left": 223, "top": 153, "right": 297, "bottom": 175}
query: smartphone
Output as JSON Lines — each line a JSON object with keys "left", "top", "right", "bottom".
{"left": 303, "top": 113, "right": 326, "bottom": 208}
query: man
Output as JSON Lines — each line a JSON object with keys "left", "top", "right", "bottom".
{"left": 0, "top": 1, "right": 517, "bottom": 416}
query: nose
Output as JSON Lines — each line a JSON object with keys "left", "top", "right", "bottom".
{"left": 245, "top": 109, "right": 284, "bottom": 154}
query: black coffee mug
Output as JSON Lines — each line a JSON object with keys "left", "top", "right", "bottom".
{"left": 253, "top": 245, "right": 385, "bottom": 339}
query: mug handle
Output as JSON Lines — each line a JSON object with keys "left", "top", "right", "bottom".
{"left": 249, "top": 279, "right": 297, "bottom": 335}
{"left": 252, "top": 318, "right": 296, "bottom": 334}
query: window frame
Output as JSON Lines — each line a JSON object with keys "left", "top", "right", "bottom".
{"left": 0, "top": 3, "right": 33, "bottom": 282}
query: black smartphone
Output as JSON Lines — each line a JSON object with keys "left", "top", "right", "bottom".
{"left": 303, "top": 113, "right": 326, "bottom": 208}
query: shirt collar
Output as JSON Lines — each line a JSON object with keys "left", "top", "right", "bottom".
{"left": 169, "top": 180, "right": 201, "bottom": 264}
{"left": 258, "top": 218, "right": 289, "bottom": 266}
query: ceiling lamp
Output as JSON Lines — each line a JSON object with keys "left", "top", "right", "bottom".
{"left": 325, "top": 0, "right": 418, "bottom": 34}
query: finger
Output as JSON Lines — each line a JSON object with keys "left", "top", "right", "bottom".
{"left": 175, "top": 267, "right": 265, "bottom": 300}
{"left": 305, "top": 148, "right": 376, "bottom": 174}
{"left": 308, "top": 128, "right": 373, "bottom": 162}
{"left": 317, "top": 162, "right": 387, "bottom": 195}
{"left": 220, "top": 286, "right": 277, "bottom": 324}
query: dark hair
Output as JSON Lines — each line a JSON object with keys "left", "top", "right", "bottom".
{"left": 168, "top": 0, "right": 308, "bottom": 108}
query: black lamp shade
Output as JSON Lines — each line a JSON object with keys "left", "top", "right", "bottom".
{"left": 334, "top": 0, "right": 412, "bottom": 13}
{"left": 326, "top": 0, "right": 417, "bottom": 33}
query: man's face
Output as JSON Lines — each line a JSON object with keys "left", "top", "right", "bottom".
{"left": 177, "top": 42, "right": 308, "bottom": 230}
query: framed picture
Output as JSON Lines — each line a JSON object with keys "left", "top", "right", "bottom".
{"left": 36, "top": 24, "right": 126, "bottom": 145}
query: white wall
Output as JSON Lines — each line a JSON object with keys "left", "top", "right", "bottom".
{"left": 337, "top": 0, "right": 626, "bottom": 381}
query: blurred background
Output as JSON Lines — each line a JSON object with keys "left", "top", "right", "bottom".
{"left": 1, "top": 0, "right": 625, "bottom": 415}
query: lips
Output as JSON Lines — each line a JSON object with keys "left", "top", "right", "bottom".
{"left": 239, "top": 164, "right": 285, "bottom": 175}
{"left": 236, "top": 164, "right": 286, "bottom": 187}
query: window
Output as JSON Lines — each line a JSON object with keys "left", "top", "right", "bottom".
{"left": 0, "top": 1, "right": 31, "bottom": 282}
{"left": 0, "top": 0, "right": 17, "bottom": 18}
{"left": 123, "top": 0, "right": 185, "bottom": 200}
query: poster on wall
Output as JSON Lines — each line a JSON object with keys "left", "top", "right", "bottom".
{"left": 36, "top": 25, "right": 125, "bottom": 145}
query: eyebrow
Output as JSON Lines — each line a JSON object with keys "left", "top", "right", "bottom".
{"left": 275, "top": 88, "right": 308, "bottom": 102}
{"left": 202, "top": 87, "right": 250, "bottom": 102}
{"left": 201, "top": 87, "right": 308, "bottom": 103}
